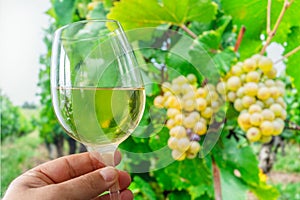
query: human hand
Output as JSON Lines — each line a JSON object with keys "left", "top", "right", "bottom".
{"left": 3, "top": 152, "right": 133, "bottom": 200}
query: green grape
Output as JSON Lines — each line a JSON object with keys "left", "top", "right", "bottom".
{"left": 181, "top": 83, "right": 192, "bottom": 94}
{"left": 201, "top": 107, "right": 213, "bottom": 119}
{"left": 270, "top": 103, "right": 283, "bottom": 117}
{"left": 246, "top": 71, "right": 260, "bottom": 82}
{"left": 187, "top": 152, "right": 197, "bottom": 159}
{"left": 236, "top": 87, "right": 245, "bottom": 98}
{"left": 260, "top": 135, "right": 272, "bottom": 143}
{"left": 227, "top": 76, "right": 241, "bottom": 91}
{"left": 172, "top": 149, "right": 186, "bottom": 161}
{"left": 189, "top": 111, "right": 201, "bottom": 121}
{"left": 276, "top": 97, "right": 286, "bottom": 109}
{"left": 249, "top": 104, "right": 262, "bottom": 114}
{"left": 244, "top": 82, "right": 258, "bottom": 96}
{"left": 166, "top": 119, "right": 176, "bottom": 129}
{"left": 260, "top": 121, "right": 274, "bottom": 136}
{"left": 183, "top": 116, "right": 196, "bottom": 128}
{"left": 165, "top": 95, "right": 180, "bottom": 109}
{"left": 265, "top": 79, "right": 275, "bottom": 87}
{"left": 196, "top": 98, "right": 207, "bottom": 111}
{"left": 193, "top": 121, "right": 207, "bottom": 135}
{"left": 168, "top": 137, "right": 178, "bottom": 149}
{"left": 162, "top": 82, "right": 172, "bottom": 92}
{"left": 261, "top": 109, "right": 275, "bottom": 121}
{"left": 174, "top": 114, "right": 184, "bottom": 125}
{"left": 246, "top": 127, "right": 261, "bottom": 142}
{"left": 231, "top": 64, "right": 243, "bottom": 76}
{"left": 250, "top": 113, "right": 263, "bottom": 126}
{"left": 216, "top": 81, "right": 227, "bottom": 95}
{"left": 270, "top": 86, "right": 281, "bottom": 99}
{"left": 189, "top": 141, "right": 201, "bottom": 153}
{"left": 196, "top": 88, "right": 208, "bottom": 98}
{"left": 257, "top": 87, "right": 271, "bottom": 100}
{"left": 171, "top": 84, "right": 181, "bottom": 95}
{"left": 227, "top": 91, "right": 237, "bottom": 102}
{"left": 167, "top": 108, "right": 180, "bottom": 118}
{"left": 265, "top": 68, "right": 277, "bottom": 79}
{"left": 264, "top": 97, "right": 275, "bottom": 107}
{"left": 242, "top": 96, "right": 256, "bottom": 108}
{"left": 170, "top": 126, "right": 186, "bottom": 138}
{"left": 154, "top": 95, "right": 164, "bottom": 108}
{"left": 243, "top": 58, "right": 257, "bottom": 72}
{"left": 182, "top": 91, "right": 196, "bottom": 101}
{"left": 187, "top": 74, "right": 197, "bottom": 84}
{"left": 272, "top": 120, "right": 284, "bottom": 136}
{"left": 238, "top": 112, "right": 251, "bottom": 131}
{"left": 172, "top": 75, "right": 188, "bottom": 86}
{"left": 234, "top": 98, "right": 244, "bottom": 112}
{"left": 183, "top": 99, "right": 195, "bottom": 112}
{"left": 177, "top": 137, "right": 190, "bottom": 151}
{"left": 258, "top": 56, "right": 273, "bottom": 72}
{"left": 211, "top": 101, "right": 220, "bottom": 112}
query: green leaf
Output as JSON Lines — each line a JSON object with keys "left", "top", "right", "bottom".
{"left": 107, "top": 0, "right": 218, "bottom": 30}
{"left": 51, "top": 0, "right": 77, "bottom": 26}
{"left": 129, "top": 176, "right": 157, "bottom": 200}
{"left": 154, "top": 158, "right": 212, "bottom": 191}
{"left": 250, "top": 183, "right": 280, "bottom": 200}
{"left": 221, "top": 0, "right": 300, "bottom": 55}
{"left": 213, "top": 135, "right": 260, "bottom": 187}
{"left": 221, "top": 0, "right": 266, "bottom": 38}
{"left": 219, "top": 167, "right": 248, "bottom": 200}
{"left": 167, "top": 190, "right": 191, "bottom": 200}
{"left": 87, "top": 2, "right": 108, "bottom": 19}
{"left": 269, "top": 0, "right": 300, "bottom": 43}
{"left": 285, "top": 26, "right": 300, "bottom": 90}
{"left": 212, "top": 47, "right": 237, "bottom": 74}
{"left": 198, "top": 15, "right": 232, "bottom": 50}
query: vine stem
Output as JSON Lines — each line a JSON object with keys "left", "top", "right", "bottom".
{"left": 260, "top": 0, "right": 291, "bottom": 55}
{"left": 212, "top": 157, "right": 222, "bottom": 200}
{"left": 286, "top": 120, "right": 300, "bottom": 131}
{"left": 180, "top": 24, "right": 197, "bottom": 39}
{"left": 234, "top": 26, "right": 246, "bottom": 52}
{"left": 274, "top": 45, "right": 300, "bottom": 64}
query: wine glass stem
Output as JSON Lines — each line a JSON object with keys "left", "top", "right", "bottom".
{"left": 88, "top": 145, "right": 120, "bottom": 200}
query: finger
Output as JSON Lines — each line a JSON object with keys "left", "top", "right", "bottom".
{"left": 95, "top": 189, "right": 133, "bottom": 200}
{"left": 118, "top": 171, "right": 131, "bottom": 190}
{"left": 114, "top": 150, "right": 122, "bottom": 166}
{"left": 32, "top": 151, "right": 122, "bottom": 183}
{"left": 32, "top": 152, "right": 104, "bottom": 183}
{"left": 89, "top": 150, "right": 122, "bottom": 166}
{"left": 49, "top": 166, "right": 119, "bottom": 200}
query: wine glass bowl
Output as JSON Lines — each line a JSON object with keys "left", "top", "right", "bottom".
{"left": 51, "top": 19, "right": 145, "bottom": 199}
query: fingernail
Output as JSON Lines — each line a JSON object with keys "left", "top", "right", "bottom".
{"left": 100, "top": 167, "right": 117, "bottom": 182}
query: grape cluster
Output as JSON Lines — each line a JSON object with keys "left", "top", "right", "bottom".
{"left": 219, "top": 54, "right": 286, "bottom": 143}
{"left": 154, "top": 74, "right": 222, "bottom": 160}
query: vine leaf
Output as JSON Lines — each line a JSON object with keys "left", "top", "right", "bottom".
{"left": 285, "top": 26, "right": 300, "bottom": 90}
{"left": 221, "top": 0, "right": 300, "bottom": 59}
{"left": 48, "top": 0, "right": 77, "bottom": 26}
{"left": 107, "top": 0, "right": 218, "bottom": 30}
{"left": 213, "top": 134, "right": 279, "bottom": 200}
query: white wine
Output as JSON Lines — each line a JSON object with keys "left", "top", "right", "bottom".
{"left": 54, "top": 87, "right": 145, "bottom": 146}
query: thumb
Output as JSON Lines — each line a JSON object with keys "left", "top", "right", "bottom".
{"left": 53, "top": 166, "right": 118, "bottom": 200}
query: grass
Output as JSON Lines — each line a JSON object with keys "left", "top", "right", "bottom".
{"left": 1, "top": 130, "right": 44, "bottom": 197}
{"left": 270, "top": 143, "right": 300, "bottom": 200}
{"left": 273, "top": 143, "right": 300, "bottom": 173}
{"left": 276, "top": 182, "right": 300, "bottom": 200}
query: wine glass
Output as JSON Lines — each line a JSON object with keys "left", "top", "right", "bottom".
{"left": 50, "top": 19, "right": 145, "bottom": 200}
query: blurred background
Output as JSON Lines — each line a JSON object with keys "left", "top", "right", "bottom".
{"left": 1, "top": 0, "right": 300, "bottom": 199}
